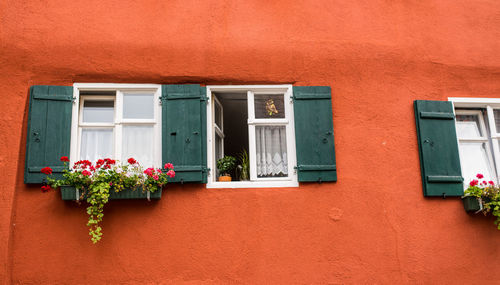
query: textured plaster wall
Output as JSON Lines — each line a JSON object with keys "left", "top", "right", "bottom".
{"left": 1, "top": 0, "right": 500, "bottom": 284}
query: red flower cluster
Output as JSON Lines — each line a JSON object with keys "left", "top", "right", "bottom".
{"left": 95, "top": 158, "right": 116, "bottom": 169}
{"left": 144, "top": 167, "right": 159, "bottom": 177}
{"left": 41, "top": 167, "right": 52, "bottom": 175}
{"left": 82, "top": 170, "right": 92, "bottom": 176}
{"left": 166, "top": 170, "right": 175, "bottom": 178}
{"left": 470, "top": 179, "right": 479, "bottom": 186}
{"left": 41, "top": 185, "right": 51, "bottom": 192}
{"left": 60, "top": 156, "right": 69, "bottom": 162}
{"left": 73, "top": 160, "right": 92, "bottom": 169}
{"left": 469, "top": 173, "right": 496, "bottom": 187}
{"left": 164, "top": 163, "right": 174, "bottom": 170}
{"left": 128, "top": 158, "right": 137, "bottom": 165}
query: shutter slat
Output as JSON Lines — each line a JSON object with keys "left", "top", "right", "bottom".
{"left": 427, "top": 175, "right": 463, "bottom": 183}
{"left": 419, "top": 111, "right": 455, "bottom": 120}
{"left": 25, "top": 85, "right": 72, "bottom": 183}
{"left": 293, "top": 86, "right": 337, "bottom": 182}
{"left": 162, "top": 85, "right": 207, "bottom": 183}
{"left": 414, "top": 100, "right": 464, "bottom": 196}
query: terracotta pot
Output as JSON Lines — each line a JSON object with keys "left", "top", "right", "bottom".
{"left": 218, "top": 175, "right": 232, "bottom": 182}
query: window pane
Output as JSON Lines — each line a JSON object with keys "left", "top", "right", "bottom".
{"left": 459, "top": 141, "right": 495, "bottom": 186}
{"left": 82, "top": 101, "right": 114, "bottom": 123}
{"left": 254, "top": 94, "right": 285, "bottom": 119}
{"left": 123, "top": 93, "right": 154, "bottom": 119}
{"left": 255, "top": 126, "right": 288, "bottom": 177}
{"left": 122, "top": 126, "right": 154, "bottom": 167}
{"left": 494, "top": 110, "right": 500, "bottom": 134}
{"left": 456, "top": 114, "right": 483, "bottom": 137}
{"left": 80, "top": 128, "right": 113, "bottom": 162}
{"left": 214, "top": 101, "right": 222, "bottom": 128}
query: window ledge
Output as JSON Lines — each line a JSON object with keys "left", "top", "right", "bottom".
{"left": 206, "top": 181, "right": 299, "bottom": 189}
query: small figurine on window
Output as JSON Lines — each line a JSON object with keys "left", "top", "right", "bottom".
{"left": 266, "top": 99, "right": 279, "bottom": 116}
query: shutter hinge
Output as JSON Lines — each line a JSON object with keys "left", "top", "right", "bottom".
{"left": 200, "top": 96, "right": 208, "bottom": 102}
{"left": 72, "top": 96, "right": 77, "bottom": 103}
{"left": 204, "top": 167, "right": 211, "bottom": 176}
{"left": 158, "top": 96, "right": 162, "bottom": 105}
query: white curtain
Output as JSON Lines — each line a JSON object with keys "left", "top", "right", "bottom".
{"left": 80, "top": 128, "right": 113, "bottom": 162}
{"left": 255, "top": 126, "right": 288, "bottom": 177}
{"left": 122, "top": 126, "right": 154, "bottom": 167}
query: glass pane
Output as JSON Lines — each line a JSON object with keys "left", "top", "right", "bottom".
{"left": 215, "top": 134, "right": 223, "bottom": 178}
{"left": 214, "top": 101, "right": 222, "bottom": 128}
{"left": 123, "top": 93, "right": 154, "bottom": 119}
{"left": 254, "top": 94, "right": 285, "bottom": 119}
{"left": 255, "top": 126, "right": 288, "bottom": 178}
{"left": 122, "top": 126, "right": 154, "bottom": 167}
{"left": 459, "top": 141, "right": 495, "bottom": 187}
{"left": 494, "top": 110, "right": 500, "bottom": 134}
{"left": 80, "top": 128, "right": 113, "bottom": 162}
{"left": 82, "top": 101, "right": 114, "bottom": 123}
{"left": 456, "top": 114, "right": 482, "bottom": 138}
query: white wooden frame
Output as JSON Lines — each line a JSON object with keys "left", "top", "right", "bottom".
{"left": 206, "top": 85, "right": 298, "bottom": 189}
{"left": 450, "top": 97, "right": 500, "bottom": 184}
{"left": 71, "top": 83, "right": 162, "bottom": 168}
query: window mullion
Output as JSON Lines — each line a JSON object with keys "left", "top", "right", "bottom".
{"left": 115, "top": 91, "right": 123, "bottom": 162}
{"left": 249, "top": 124, "right": 257, "bottom": 181}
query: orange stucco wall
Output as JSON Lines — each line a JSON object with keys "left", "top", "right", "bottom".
{"left": 1, "top": 0, "right": 500, "bottom": 284}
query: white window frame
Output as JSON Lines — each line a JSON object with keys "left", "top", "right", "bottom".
{"left": 450, "top": 97, "right": 500, "bottom": 184}
{"left": 71, "top": 83, "right": 162, "bottom": 168}
{"left": 207, "top": 85, "right": 298, "bottom": 188}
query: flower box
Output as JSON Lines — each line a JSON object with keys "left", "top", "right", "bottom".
{"left": 462, "top": 196, "right": 481, "bottom": 213}
{"left": 60, "top": 185, "right": 162, "bottom": 201}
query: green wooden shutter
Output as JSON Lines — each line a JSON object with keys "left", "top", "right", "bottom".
{"left": 162, "top": 85, "right": 207, "bottom": 183}
{"left": 414, "top": 100, "right": 463, "bottom": 197}
{"left": 293, "top": 86, "right": 337, "bottom": 182}
{"left": 24, "top": 85, "right": 73, "bottom": 183}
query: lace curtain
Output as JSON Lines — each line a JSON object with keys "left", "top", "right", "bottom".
{"left": 255, "top": 126, "right": 288, "bottom": 177}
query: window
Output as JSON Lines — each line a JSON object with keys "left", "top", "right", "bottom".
{"left": 207, "top": 85, "right": 298, "bottom": 188}
{"left": 452, "top": 98, "right": 500, "bottom": 186}
{"left": 71, "top": 84, "right": 162, "bottom": 167}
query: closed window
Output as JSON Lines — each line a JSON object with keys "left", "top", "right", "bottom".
{"left": 454, "top": 103, "right": 500, "bottom": 185}
{"left": 72, "top": 84, "right": 162, "bottom": 167}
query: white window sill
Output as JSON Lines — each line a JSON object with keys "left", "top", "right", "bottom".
{"left": 206, "top": 180, "right": 299, "bottom": 189}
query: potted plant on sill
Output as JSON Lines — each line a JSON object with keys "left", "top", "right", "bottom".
{"left": 237, "top": 149, "right": 250, "bottom": 181}
{"left": 216, "top": 155, "right": 237, "bottom": 182}
{"left": 40, "top": 156, "right": 175, "bottom": 243}
{"left": 462, "top": 173, "right": 500, "bottom": 230}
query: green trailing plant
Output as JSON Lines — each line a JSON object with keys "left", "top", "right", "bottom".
{"left": 463, "top": 173, "right": 500, "bottom": 230}
{"left": 41, "top": 157, "right": 175, "bottom": 243}
{"left": 238, "top": 149, "right": 250, "bottom": 181}
{"left": 216, "top": 155, "right": 237, "bottom": 176}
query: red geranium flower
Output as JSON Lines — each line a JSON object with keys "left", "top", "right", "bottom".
{"left": 41, "top": 185, "right": 51, "bottom": 192}
{"left": 476, "top": 173, "right": 484, "bottom": 179}
{"left": 82, "top": 170, "right": 91, "bottom": 176}
{"left": 128, "top": 158, "right": 137, "bottom": 165}
{"left": 144, "top": 168, "right": 154, "bottom": 177}
{"left": 489, "top": 181, "right": 495, "bottom": 185}
{"left": 41, "top": 167, "right": 53, "bottom": 175}
{"left": 469, "top": 179, "right": 479, "bottom": 187}
{"left": 60, "top": 156, "right": 69, "bottom": 162}
{"left": 164, "top": 163, "right": 174, "bottom": 170}
{"left": 166, "top": 170, "right": 175, "bottom": 178}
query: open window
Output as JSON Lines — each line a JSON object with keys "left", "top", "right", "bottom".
{"left": 207, "top": 85, "right": 298, "bottom": 188}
